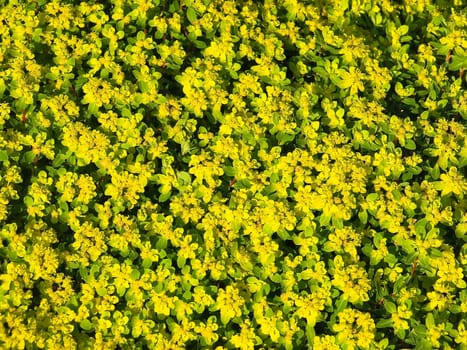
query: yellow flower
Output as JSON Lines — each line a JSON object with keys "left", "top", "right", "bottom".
{"left": 426, "top": 323, "right": 445, "bottom": 348}
{"left": 0, "top": 102, "right": 11, "bottom": 127}
{"left": 169, "top": 192, "right": 205, "bottom": 224}
{"left": 332, "top": 255, "right": 371, "bottom": 304}
{"left": 455, "top": 321, "right": 467, "bottom": 346}
{"left": 150, "top": 291, "right": 177, "bottom": 317}
{"left": 333, "top": 308, "right": 375, "bottom": 349}
{"left": 258, "top": 313, "right": 281, "bottom": 342}
{"left": 435, "top": 167, "right": 467, "bottom": 197}
{"left": 193, "top": 286, "right": 215, "bottom": 310}
{"left": 71, "top": 222, "right": 107, "bottom": 263}
{"left": 432, "top": 250, "right": 466, "bottom": 289}
{"left": 176, "top": 235, "right": 198, "bottom": 260}
{"left": 215, "top": 285, "right": 244, "bottom": 324}
{"left": 204, "top": 38, "right": 235, "bottom": 64}
{"left": 230, "top": 320, "right": 257, "bottom": 350}
{"left": 391, "top": 304, "right": 413, "bottom": 332}
{"left": 338, "top": 67, "right": 365, "bottom": 95}
{"left": 170, "top": 319, "right": 197, "bottom": 345}
{"left": 24, "top": 244, "right": 59, "bottom": 280}
{"left": 295, "top": 290, "right": 327, "bottom": 326}
{"left": 313, "top": 335, "right": 340, "bottom": 350}
{"left": 426, "top": 290, "right": 454, "bottom": 311}
{"left": 340, "top": 35, "right": 369, "bottom": 63}
{"left": 173, "top": 299, "right": 193, "bottom": 321}
{"left": 326, "top": 226, "right": 362, "bottom": 261}
{"left": 195, "top": 317, "right": 219, "bottom": 345}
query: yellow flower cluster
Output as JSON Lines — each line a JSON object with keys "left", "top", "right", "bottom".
{"left": 333, "top": 308, "right": 376, "bottom": 349}
{"left": 0, "top": 0, "right": 465, "bottom": 349}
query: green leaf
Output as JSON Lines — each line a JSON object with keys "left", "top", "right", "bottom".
{"left": 429, "top": 248, "right": 443, "bottom": 257}
{"left": 187, "top": 30, "right": 197, "bottom": 41}
{"left": 335, "top": 296, "right": 348, "bottom": 313}
{"left": 398, "top": 25, "right": 409, "bottom": 35}
{"left": 186, "top": 7, "right": 197, "bottom": 24}
{"left": 88, "top": 103, "right": 99, "bottom": 115}
{"left": 414, "top": 219, "right": 427, "bottom": 236}
{"left": 130, "top": 269, "right": 140, "bottom": 280}
{"left": 52, "top": 153, "right": 67, "bottom": 167}
{"left": 312, "top": 66, "right": 328, "bottom": 78}
{"left": 0, "top": 78, "right": 6, "bottom": 97}
{"left": 24, "top": 196, "right": 34, "bottom": 206}
{"left": 362, "top": 244, "right": 372, "bottom": 257}
{"left": 74, "top": 76, "right": 88, "bottom": 90}
{"left": 384, "top": 254, "right": 397, "bottom": 267}
{"left": 90, "top": 263, "right": 100, "bottom": 279}
{"left": 401, "top": 97, "right": 417, "bottom": 107}
{"left": 426, "top": 313, "right": 435, "bottom": 327}
{"left": 175, "top": 0, "right": 188, "bottom": 11}
{"left": 79, "top": 267, "right": 90, "bottom": 282}
{"left": 376, "top": 318, "right": 393, "bottom": 328}
{"left": 181, "top": 141, "right": 191, "bottom": 155}
{"left": 116, "top": 284, "right": 127, "bottom": 296}
{"left": 329, "top": 73, "right": 342, "bottom": 86}
{"left": 142, "top": 258, "right": 152, "bottom": 269}
{"left": 449, "top": 54, "right": 467, "bottom": 71}
{"left": 269, "top": 274, "right": 282, "bottom": 283}
{"left": 233, "top": 179, "right": 251, "bottom": 189}
{"left": 405, "top": 139, "right": 416, "bottom": 150}
{"left": 384, "top": 301, "right": 397, "bottom": 314}
{"left": 220, "top": 311, "right": 231, "bottom": 325}
{"left": 100, "top": 68, "right": 109, "bottom": 79}
{"left": 319, "top": 214, "right": 331, "bottom": 227}
{"left": 80, "top": 319, "right": 94, "bottom": 331}
{"left": 400, "top": 35, "right": 412, "bottom": 43}
{"left": 378, "top": 339, "right": 389, "bottom": 349}
{"left": 0, "top": 150, "right": 8, "bottom": 162}
{"left": 223, "top": 166, "right": 235, "bottom": 177}
{"left": 332, "top": 216, "right": 343, "bottom": 229}
{"left": 138, "top": 80, "right": 149, "bottom": 93}
{"left": 374, "top": 232, "right": 384, "bottom": 247}
{"left": 193, "top": 40, "right": 207, "bottom": 49}
{"left": 159, "top": 191, "right": 172, "bottom": 203}
{"left": 22, "top": 151, "right": 36, "bottom": 163}
{"left": 414, "top": 324, "right": 427, "bottom": 337}
{"left": 431, "top": 165, "right": 440, "bottom": 180}
{"left": 322, "top": 241, "right": 335, "bottom": 253}
{"left": 177, "top": 255, "right": 186, "bottom": 268}
{"left": 177, "top": 171, "right": 191, "bottom": 186}
{"left": 306, "top": 324, "right": 315, "bottom": 345}
{"left": 156, "top": 238, "right": 168, "bottom": 250}
{"left": 96, "top": 287, "right": 107, "bottom": 297}
{"left": 358, "top": 210, "right": 368, "bottom": 225}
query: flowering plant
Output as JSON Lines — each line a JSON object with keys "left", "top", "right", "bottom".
{"left": 0, "top": 0, "right": 466, "bottom": 349}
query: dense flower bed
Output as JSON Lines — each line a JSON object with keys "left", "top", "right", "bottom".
{"left": 0, "top": 0, "right": 466, "bottom": 349}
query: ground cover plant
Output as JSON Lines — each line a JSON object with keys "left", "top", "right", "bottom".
{"left": 0, "top": 0, "right": 466, "bottom": 349}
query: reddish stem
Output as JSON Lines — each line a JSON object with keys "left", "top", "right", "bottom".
{"left": 410, "top": 256, "right": 419, "bottom": 278}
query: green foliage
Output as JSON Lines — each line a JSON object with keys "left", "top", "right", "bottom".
{"left": 0, "top": 0, "right": 466, "bottom": 349}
